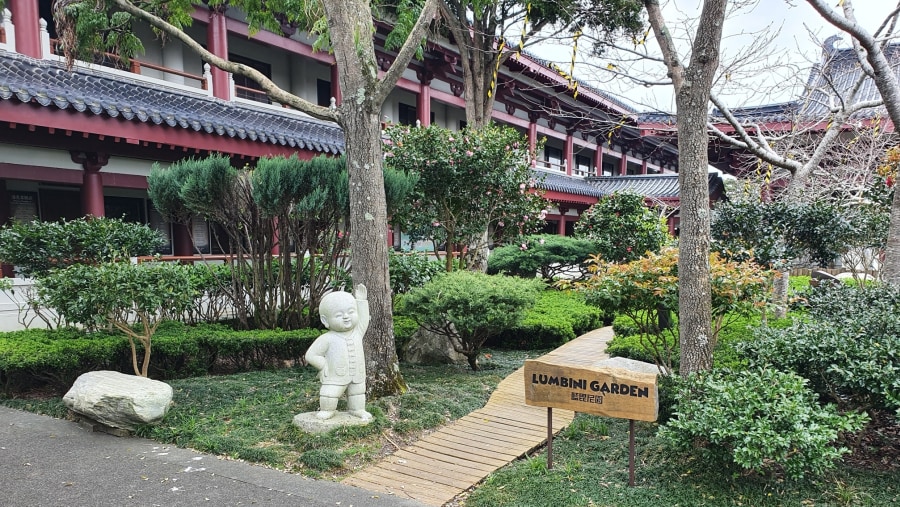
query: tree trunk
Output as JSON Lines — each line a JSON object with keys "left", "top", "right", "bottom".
{"left": 644, "top": 0, "right": 726, "bottom": 374}
{"left": 324, "top": 0, "right": 407, "bottom": 397}
{"left": 771, "top": 270, "right": 790, "bottom": 319}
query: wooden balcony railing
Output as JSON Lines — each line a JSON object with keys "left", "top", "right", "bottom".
{"left": 49, "top": 38, "right": 207, "bottom": 90}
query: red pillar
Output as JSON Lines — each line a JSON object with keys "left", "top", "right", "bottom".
{"left": 619, "top": 150, "right": 628, "bottom": 176}
{"left": 557, "top": 206, "right": 568, "bottom": 236}
{"left": 207, "top": 6, "right": 231, "bottom": 101}
{"left": 71, "top": 152, "right": 109, "bottom": 218}
{"left": 330, "top": 64, "right": 342, "bottom": 106}
{"left": 82, "top": 168, "right": 104, "bottom": 217}
{"left": 416, "top": 69, "right": 432, "bottom": 127}
{"left": 564, "top": 132, "right": 574, "bottom": 176}
{"left": 528, "top": 113, "right": 538, "bottom": 162}
{"left": 593, "top": 142, "right": 604, "bottom": 177}
{"left": 11, "top": 0, "right": 41, "bottom": 58}
{"left": 173, "top": 223, "right": 194, "bottom": 256}
{"left": 641, "top": 159, "right": 648, "bottom": 175}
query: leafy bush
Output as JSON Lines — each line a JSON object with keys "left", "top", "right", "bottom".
{"left": 490, "top": 290, "right": 603, "bottom": 349}
{"left": 399, "top": 272, "right": 542, "bottom": 370}
{"left": 741, "top": 282, "right": 900, "bottom": 416}
{"left": 0, "top": 217, "right": 164, "bottom": 277}
{"left": 573, "top": 191, "right": 669, "bottom": 263}
{"left": 564, "top": 247, "right": 773, "bottom": 372}
{"left": 660, "top": 368, "right": 867, "bottom": 480}
{"left": 389, "top": 251, "right": 443, "bottom": 295}
{"left": 711, "top": 199, "right": 854, "bottom": 269}
{"left": 487, "top": 234, "right": 597, "bottom": 282}
{"left": 37, "top": 261, "right": 197, "bottom": 376}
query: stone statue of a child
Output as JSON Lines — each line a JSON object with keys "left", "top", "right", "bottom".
{"left": 305, "top": 285, "right": 372, "bottom": 421}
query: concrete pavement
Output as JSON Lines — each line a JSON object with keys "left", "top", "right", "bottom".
{"left": 0, "top": 406, "right": 429, "bottom": 507}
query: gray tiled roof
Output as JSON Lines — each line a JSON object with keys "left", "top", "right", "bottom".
{"left": 0, "top": 51, "right": 345, "bottom": 154}
{"left": 535, "top": 171, "right": 726, "bottom": 201}
{"left": 587, "top": 172, "right": 725, "bottom": 200}
{"left": 588, "top": 174, "right": 681, "bottom": 198}
{"left": 535, "top": 170, "right": 606, "bottom": 198}
{"left": 796, "top": 43, "right": 900, "bottom": 119}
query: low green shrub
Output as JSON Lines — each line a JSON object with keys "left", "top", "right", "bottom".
{"left": 611, "top": 313, "right": 640, "bottom": 338}
{"left": 660, "top": 368, "right": 868, "bottom": 480}
{"left": 741, "top": 282, "right": 900, "bottom": 416}
{"left": 0, "top": 323, "right": 322, "bottom": 394}
{"left": 490, "top": 290, "right": 603, "bottom": 349}
{"left": 0, "top": 329, "right": 125, "bottom": 393}
{"left": 606, "top": 332, "right": 676, "bottom": 368}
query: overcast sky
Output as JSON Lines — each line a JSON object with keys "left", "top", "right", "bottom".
{"left": 532, "top": 0, "right": 897, "bottom": 113}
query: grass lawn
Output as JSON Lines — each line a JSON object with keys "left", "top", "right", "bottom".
{"left": 3, "top": 348, "right": 898, "bottom": 506}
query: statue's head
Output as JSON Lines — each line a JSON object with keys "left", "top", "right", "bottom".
{"left": 319, "top": 291, "right": 358, "bottom": 332}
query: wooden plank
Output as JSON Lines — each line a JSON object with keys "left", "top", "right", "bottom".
{"left": 356, "top": 466, "right": 462, "bottom": 498}
{"left": 451, "top": 418, "right": 548, "bottom": 440}
{"left": 396, "top": 447, "right": 498, "bottom": 474}
{"left": 340, "top": 327, "right": 615, "bottom": 501}
{"left": 389, "top": 449, "right": 489, "bottom": 478}
{"left": 413, "top": 440, "right": 509, "bottom": 467}
{"left": 440, "top": 421, "right": 541, "bottom": 444}
{"left": 424, "top": 429, "right": 527, "bottom": 458}
{"left": 418, "top": 432, "right": 522, "bottom": 460}
{"left": 379, "top": 456, "right": 482, "bottom": 487}
{"left": 345, "top": 474, "right": 449, "bottom": 506}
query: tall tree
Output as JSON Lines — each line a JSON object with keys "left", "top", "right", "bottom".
{"left": 54, "top": 0, "right": 439, "bottom": 397}
{"left": 437, "top": 0, "right": 644, "bottom": 129}
{"left": 642, "top": 0, "right": 726, "bottom": 374}
{"left": 802, "top": 0, "right": 900, "bottom": 284}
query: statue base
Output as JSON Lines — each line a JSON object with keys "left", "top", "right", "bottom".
{"left": 292, "top": 411, "right": 372, "bottom": 434}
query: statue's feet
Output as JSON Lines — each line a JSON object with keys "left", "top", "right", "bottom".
{"left": 316, "top": 410, "right": 335, "bottom": 420}
{"left": 349, "top": 409, "right": 372, "bottom": 421}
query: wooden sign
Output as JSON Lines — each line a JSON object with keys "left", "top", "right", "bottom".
{"left": 524, "top": 357, "right": 659, "bottom": 422}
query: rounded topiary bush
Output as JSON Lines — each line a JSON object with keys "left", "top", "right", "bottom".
{"left": 399, "top": 271, "right": 542, "bottom": 370}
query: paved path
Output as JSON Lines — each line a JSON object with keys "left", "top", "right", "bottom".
{"left": 0, "top": 406, "right": 427, "bottom": 507}
{"left": 342, "top": 327, "right": 614, "bottom": 506}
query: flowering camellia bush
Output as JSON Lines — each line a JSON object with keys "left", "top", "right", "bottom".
{"left": 385, "top": 123, "right": 552, "bottom": 270}
{"left": 573, "top": 191, "right": 669, "bottom": 263}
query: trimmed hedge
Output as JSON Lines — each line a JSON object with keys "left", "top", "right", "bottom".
{"left": 0, "top": 322, "right": 322, "bottom": 394}
{"left": 489, "top": 290, "right": 603, "bottom": 349}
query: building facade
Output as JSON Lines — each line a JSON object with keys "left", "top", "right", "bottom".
{"left": 0, "top": 1, "right": 694, "bottom": 267}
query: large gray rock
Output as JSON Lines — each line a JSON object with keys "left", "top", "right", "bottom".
{"left": 63, "top": 371, "right": 173, "bottom": 431}
{"left": 403, "top": 327, "right": 466, "bottom": 366}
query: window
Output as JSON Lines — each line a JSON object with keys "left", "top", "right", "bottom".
{"left": 317, "top": 79, "right": 332, "bottom": 107}
{"left": 545, "top": 146, "right": 563, "bottom": 169}
{"left": 575, "top": 155, "right": 592, "bottom": 175}
{"left": 602, "top": 162, "right": 615, "bottom": 176}
{"left": 398, "top": 103, "right": 417, "bottom": 126}
{"left": 229, "top": 53, "right": 271, "bottom": 104}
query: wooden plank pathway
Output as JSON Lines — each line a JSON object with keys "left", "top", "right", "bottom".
{"left": 342, "top": 327, "right": 614, "bottom": 506}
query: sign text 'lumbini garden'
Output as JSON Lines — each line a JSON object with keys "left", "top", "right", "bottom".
{"left": 523, "top": 358, "right": 659, "bottom": 422}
